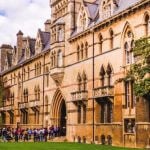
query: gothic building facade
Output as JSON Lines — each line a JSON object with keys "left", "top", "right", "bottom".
{"left": 0, "top": 0, "right": 150, "bottom": 148}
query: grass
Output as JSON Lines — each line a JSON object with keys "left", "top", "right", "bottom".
{"left": 0, "top": 142, "right": 142, "bottom": 150}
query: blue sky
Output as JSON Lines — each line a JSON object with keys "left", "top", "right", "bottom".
{"left": 0, "top": 0, "right": 50, "bottom": 46}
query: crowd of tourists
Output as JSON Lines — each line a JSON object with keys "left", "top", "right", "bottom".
{"left": 0, "top": 125, "right": 65, "bottom": 142}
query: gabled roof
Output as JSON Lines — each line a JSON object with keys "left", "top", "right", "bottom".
{"left": 83, "top": 0, "right": 99, "bottom": 20}
{"left": 38, "top": 29, "right": 50, "bottom": 45}
{"left": 28, "top": 38, "right": 36, "bottom": 56}
{"left": 114, "top": 0, "right": 141, "bottom": 15}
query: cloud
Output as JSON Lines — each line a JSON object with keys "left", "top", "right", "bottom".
{"left": 0, "top": 0, "right": 50, "bottom": 46}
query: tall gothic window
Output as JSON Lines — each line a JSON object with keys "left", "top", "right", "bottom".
{"left": 37, "top": 86, "right": 40, "bottom": 101}
{"left": 58, "top": 27, "right": 64, "bottom": 41}
{"left": 39, "top": 62, "right": 41, "bottom": 75}
{"left": 21, "top": 110, "right": 28, "bottom": 124}
{"left": 23, "top": 68, "right": 26, "bottom": 81}
{"left": 83, "top": 105, "right": 86, "bottom": 123}
{"left": 100, "top": 65, "right": 105, "bottom": 87}
{"left": 78, "top": 105, "right": 81, "bottom": 124}
{"left": 85, "top": 42, "right": 88, "bottom": 59}
{"left": 82, "top": 71, "right": 87, "bottom": 91}
{"left": 101, "top": 102, "right": 113, "bottom": 123}
{"left": 145, "top": 14, "right": 150, "bottom": 36}
{"left": 24, "top": 89, "right": 28, "bottom": 103}
{"left": 99, "top": 34, "right": 103, "bottom": 53}
{"left": 81, "top": 43, "right": 84, "bottom": 60}
{"left": 77, "top": 73, "right": 82, "bottom": 91}
{"left": 124, "top": 29, "right": 134, "bottom": 65}
{"left": 110, "top": 29, "right": 114, "bottom": 50}
{"left": 77, "top": 45, "right": 80, "bottom": 61}
{"left": 106, "top": 64, "right": 113, "bottom": 86}
{"left": 58, "top": 50, "right": 63, "bottom": 67}
{"left": 125, "top": 81, "right": 135, "bottom": 108}
{"left": 51, "top": 52, "right": 54, "bottom": 67}
{"left": 9, "top": 112, "right": 14, "bottom": 124}
{"left": 34, "top": 86, "right": 37, "bottom": 100}
{"left": 45, "top": 96, "right": 48, "bottom": 113}
{"left": 45, "top": 66, "right": 49, "bottom": 87}
{"left": 28, "top": 66, "right": 30, "bottom": 79}
{"left": 35, "top": 64, "right": 37, "bottom": 76}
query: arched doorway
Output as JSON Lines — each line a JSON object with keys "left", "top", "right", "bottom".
{"left": 60, "top": 100, "right": 66, "bottom": 136}
{"left": 51, "top": 89, "right": 67, "bottom": 136}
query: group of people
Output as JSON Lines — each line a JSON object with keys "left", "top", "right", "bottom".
{"left": 0, "top": 125, "right": 66, "bottom": 142}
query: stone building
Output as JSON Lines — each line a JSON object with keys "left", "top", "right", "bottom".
{"left": 0, "top": 0, "right": 150, "bottom": 148}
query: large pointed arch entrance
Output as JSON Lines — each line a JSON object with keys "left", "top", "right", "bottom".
{"left": 51, "top": 89, "right": 67, "bottom": 136}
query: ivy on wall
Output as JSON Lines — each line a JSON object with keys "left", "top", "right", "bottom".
{"left": 127, "top": 37, "right": 150, "bottom": 98}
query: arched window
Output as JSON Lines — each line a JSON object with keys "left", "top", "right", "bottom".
{"left": 10, "top": 74, "right": 12, "bottom": 84}
{"left": 85, "top": 42, "right": 88, "bottom": 59}
{"left": 23, "top": 68, "right": 26, "bottom": 81}
{"left": 100, "top": 65, "right": 105, "bottom": 87}
{"left": 124, "top": 30, "right": 134, "bottom": 64}
{"left": 37, "top": 63, "right": 39, "bottom": 75}
{"left": 83, "top": 105, "right": 86, "bottom": 123}
{"left": 39, "top": 62, "right": 41, "bottom": 75}
{"left": 58, "top": 27, "right": 64, "bottom": 41}
{"left": 34, "top": 86, "right": 37, "bottom": 100}
{"left": 51, "top": 52, "right": 54, "bottom": 68}
{"left": 77, "top": 73, "right": 82, "bottom": 91}
{"left": 106, "top": 63, "right": 113, "bottom": 86}
{"left": 110, "top": 29, "right": 114, "bottom": 50}
{"left": 82, "top": 71, "right": 87, "bottom": 91}
{"left": 77, "top": 45, "right": 80, "bottom": 61}
{"left": 14, "top": 73, "right": 16, "bottom": 84}
{"left": 10, "top": 92, "right": 15, "bottom": 105}
{"left": 58, "top": 50, "right": 63, "bottom": 67}
{"left": 81, "top": 43, "right": 84, "bottom": 60}
{"left": 45, "top": 95, "right": 48, "bottom": 113}
{"left": 26, "top": 89, "right": 28, "bottom": 102}
{"left": 78, "top": 105, "right": 81, "bottom": 124}
{"left": 145, "top": 14, "right": 150, "bottom": 36}
{"left": 35, "top": 64, "right": 37, "bottom": 76}
{"left": 54, "top": 51, "right": 56, "bottom": 67}
{"left": 18, "top": 72, "right": 21, "bottom": 83}
{"left": 28, "top": 66, "right": 30, "bottom": 79}
{"left": 24, "top": 89, "right": 28, "bottom": 102}
{"left": 46, "top": 66, "right": 49, "bottom": 87}
{"left": 37, "top": 86, "right": 40, "bottom": 101}
{"left": 99, "top": 34, "right": 103, "bottom": 53}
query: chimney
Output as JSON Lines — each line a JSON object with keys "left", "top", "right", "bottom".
{"left": 17, "top": 30, "right": 23, "bottom": 49}
{"left": 16, "top": 30, "right": 23, "bottom": 61}
{"left": 44, "top": 19, "right": 51, "bottom": 32}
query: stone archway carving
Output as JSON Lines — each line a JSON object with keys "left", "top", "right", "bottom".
{"left": 50, "top": 89, "right": 67, "bottom": 135}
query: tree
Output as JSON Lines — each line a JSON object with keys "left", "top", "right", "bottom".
{"left": 126, "top": 37, "right": 150, "bottom": 98}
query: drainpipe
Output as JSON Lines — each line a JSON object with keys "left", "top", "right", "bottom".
{"left": 74, "top": 0, "right": 76, "bottom": 31}
{"left": 92, "top": 27, "right": 95, "bottom": 143}
{"left": 42, "top": 54, "right": 45, "bottom": 127}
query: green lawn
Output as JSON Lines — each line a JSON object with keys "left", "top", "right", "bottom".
{"left": 0, "top": 142, "right": 142, "bottom": 150}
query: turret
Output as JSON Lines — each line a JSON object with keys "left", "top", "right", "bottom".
{"left": 16, "top": 30, "right": 23, "bottom": 61}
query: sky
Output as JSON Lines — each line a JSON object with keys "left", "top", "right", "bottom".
{"left": 0, "top": 0, "right": 50, "bottom": 46}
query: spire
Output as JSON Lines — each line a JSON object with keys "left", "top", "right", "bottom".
{"left": 17, "top": 30, "right": 23, "bottom": 36}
